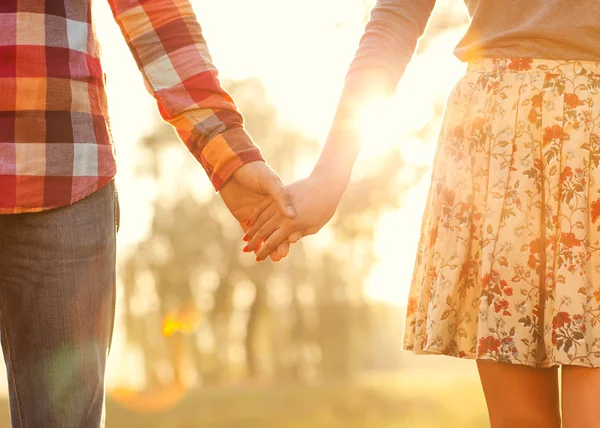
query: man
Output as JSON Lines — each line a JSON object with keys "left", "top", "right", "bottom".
{"left": 0, "top": 0, "right": 293, "bottom": 426}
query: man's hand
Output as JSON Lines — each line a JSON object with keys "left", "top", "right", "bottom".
{"left": 244, "top": 170, "right": 350, "bottom": 261}
{"left": 219, "top": 161, "right": 294, "bottom": 262}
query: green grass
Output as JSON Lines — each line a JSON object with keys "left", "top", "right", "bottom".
{"left": 106, "top": 368, "right": 489, "bottom": 428}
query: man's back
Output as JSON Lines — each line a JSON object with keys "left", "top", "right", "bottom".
{"left": 0, "top": 0, "right": 263, "bottom": 214}
{"left": 0, "top": 0, "right": 114, "bottom": 212}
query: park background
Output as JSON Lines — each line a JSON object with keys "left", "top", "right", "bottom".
{"left": 1, "top": 1, "right": 491, "bottom": 427}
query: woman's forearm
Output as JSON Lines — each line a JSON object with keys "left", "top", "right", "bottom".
{"left": 312, "top": 0, "right": 436, "bottom": 183}
{"left": 311, "top": 68, "right": 392, "bottom": 182}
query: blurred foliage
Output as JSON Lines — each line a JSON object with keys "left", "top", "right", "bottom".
{"left": 119, "top": 78, "right": 424, "bottom": 389}
{"left": 110, "top": 3, "right": 477, "bottom": 428}
{"left": 116, "top": 0, "right": 469, "bottom": 391}
{"left": 105, "top": 372, "right": 487, "bottom": 428}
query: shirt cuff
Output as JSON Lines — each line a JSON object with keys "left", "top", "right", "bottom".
{"left": 200, "top": 127, "right": 265, "bottom": 191}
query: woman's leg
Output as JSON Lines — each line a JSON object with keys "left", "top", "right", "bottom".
{"left": 477, "top": 360, "right": 561, "bottom": 428}
{"left": 561, "top": 366, "right": 600, "bottom": 428}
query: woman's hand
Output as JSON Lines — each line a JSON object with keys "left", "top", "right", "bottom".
{"left": 240, "top": 68, "right": 390, "bottom": 261}
{"left": 219, "top": 161, "right": 296, "bottom": 262}
{"left": 243, "top": 170, "right": 350, "bottom": 261}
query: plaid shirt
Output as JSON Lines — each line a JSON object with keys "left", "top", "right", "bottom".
{"left": 0, "top": 0, "right": 264, "bottom": 214}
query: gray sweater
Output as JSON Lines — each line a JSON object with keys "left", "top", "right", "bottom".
{"left": 348, "top": 0, "right": 600, "bottom": 89}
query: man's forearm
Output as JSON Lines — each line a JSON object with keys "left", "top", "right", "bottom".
{"left": 108, "top": 0, "right": 263, "bottom": 190}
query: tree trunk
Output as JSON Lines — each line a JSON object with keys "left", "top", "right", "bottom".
{"left": 245, "top": 282, "right": 268, "bottom": 380}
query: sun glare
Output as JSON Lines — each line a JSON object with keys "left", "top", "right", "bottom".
{"left": 358, "top": 97, "right": 400, "bottom": 158}
{"left": 88, "top": 0, "right": 473, "bottom": 391}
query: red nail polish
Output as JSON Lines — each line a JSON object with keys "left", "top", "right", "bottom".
{"left": 243, "top": 245, "right": 250, "bottom": 253}
{"left": 243, "top": 233, "right": 249, "bottom": 242}
{"left": 256, "top": 256, "right": 261, "bottom": 262}
{"left": 246, "top": 219, "right": 252, "bottom": 227}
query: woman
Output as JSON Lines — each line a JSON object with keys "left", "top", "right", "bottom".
{"left": 244, "top": 1, "right": 600, "bottom": 426}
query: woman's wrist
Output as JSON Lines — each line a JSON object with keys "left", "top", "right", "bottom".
{"left": 311, "top": 153, "right": 353, "bottom": 189}
{"left": 310, "top": 68, "right": 393, "bottom": 189}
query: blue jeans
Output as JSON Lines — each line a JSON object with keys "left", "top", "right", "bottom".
{"left": 0, "top": 182, "right": 118, "bottom": 428}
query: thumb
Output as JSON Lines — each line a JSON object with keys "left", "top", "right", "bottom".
{"left": 263, "top": 173, "right": 296, "bottom": 219}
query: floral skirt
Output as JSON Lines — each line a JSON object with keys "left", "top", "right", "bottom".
{"left": 403, "top": 58, "right": 600, "bottom": 368}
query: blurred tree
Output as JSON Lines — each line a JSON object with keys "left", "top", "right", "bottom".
{"left": 118, "top": 78, "right": 424, "bottom": 387}
{"left": 117, "top": 0, "right": 467, "bottom": 388}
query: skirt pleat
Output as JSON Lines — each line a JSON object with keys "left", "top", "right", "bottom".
{"left": 404, "top": 58, "right": 600, "bottom": 367}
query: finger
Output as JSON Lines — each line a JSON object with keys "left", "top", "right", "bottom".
{"left": 244, "top": 241, "right": 262, "bottom": 255}
{"left": 304, "top": 227, "right": 320, "bottom": 237}
{"left": 263, "top": 174, "right": 296, "bottom": 219}
{"left": 246, "top": 214, "right": 283, "bottom": 252}
{"left": 269, "top": 240, "right": 290, "bottom": 262}
{"left": 247, "top": 198, "right": 273, "bottom": 230}
{"left": 288, "top": 231, "right": 303, "bottom": 244}
{"left": 277, "top": 240, "right": 291, "bottom": 258}
{"left": 256, "top": 227, "right": 293, "bottom": 261}
{"left": 245, "top": 203, "right": 278, "bottom": 241}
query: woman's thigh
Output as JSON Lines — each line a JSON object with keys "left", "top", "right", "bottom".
{"left": 477, "top": 360, "right": 561, "bottom": 428}
{"left": 562, "top": 365, "right": 600, "bottom": 428}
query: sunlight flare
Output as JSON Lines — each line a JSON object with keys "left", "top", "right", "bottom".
{"left": 162, "top": 304, "right": 202, "bottom": 337}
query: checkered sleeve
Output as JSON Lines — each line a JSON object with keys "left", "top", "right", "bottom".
{"left": 107, "top": 0, "right": 264, "bottom": 190}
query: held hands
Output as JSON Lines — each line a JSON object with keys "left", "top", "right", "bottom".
{"left": 242, "top": 170, "right": 349, "bottom": 261}
{"left": 219, "top": 161, "right": 296, "bottom": 262}
{"left": 230, "top": 68, "right": 375, "bottom": 261}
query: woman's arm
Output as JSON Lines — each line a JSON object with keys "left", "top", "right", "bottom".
{"left": 313, "top": 0, "right": 437, "bottom": 182}
{"left": 246, "top": 0, "right": 437, "bottom": 260}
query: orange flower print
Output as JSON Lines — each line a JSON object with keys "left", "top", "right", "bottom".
{"left": 564, "top": 93, "right": 584, "bottom": 108}
{"left": 508, "top": 58, "right": 533, "bottom": 71}
{"left": 443, "top": 188, "right": 455, "bottom": 206}
{"left": 560, "top": 166, "right": 574, "bottom": 182}
{"left": 543, "top": 125, "right": 563, "bottom": 146}
{"left": 429, "top": 226, "right": 438, "bottom": 248}
{"left": 494, "top": 299, "right": 510, "bottom": 314}
{"left": 478, "top": 336, "right": 502, "bottom": 356}
{"left": 531, "top": 93, "right": 543, "bottom": 109}
{"left": 472, "top": 117, "right": 486, "bottom": 131}
{"left": 528, "top": 108, "right": 539, "bottom": 125}
{"left": 592, "top": 198, "right": 600, "bottom": 223}
{"left": 560, "top": 232, "right": 581, "bottom": 249}
{"left": 528, "top": 253, "right": 537, "bottom": 269}
{"left": 552, "top": 312, "right": 572, "bottom": 330}
{"left": 529, "top": 237, "right": 544, "bottom": 254}
{"left": 407, "top": 297, "right": 418, "bottom": 316}
{"left": 452, "top": 126, "right": 464, "bottom": 139}
{"left": 404, "top": 59, "right": 600, "bottom": 369}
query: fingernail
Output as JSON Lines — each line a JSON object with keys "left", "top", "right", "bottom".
{"left": 286, "top": 206, "right": 296, "bottom": 217}
{"left": 246, "top": 219, "right": 252, "bottom": 227}
{"left": 243, "top": 245, "right": 250, "bottom": 253}
{"left": 256, "top": 256, "right": 261, "bottom": 262}
{"left": 243, "top": 233, "right": 249, "bottom": 242}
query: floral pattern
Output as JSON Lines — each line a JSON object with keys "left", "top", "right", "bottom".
{"left": 404, "top": 58, "right": 600, "bottom": 367}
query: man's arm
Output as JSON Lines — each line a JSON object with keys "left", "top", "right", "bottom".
{"left": 108, "top": 0, "right": 295, "bottom": 262}
{"left": 107, "top": 0, "right": 262, "bottom": 190}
